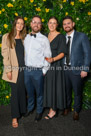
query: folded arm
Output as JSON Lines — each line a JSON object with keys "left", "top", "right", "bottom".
{"left": 1, "top": 34, "right": 12, "bottom": 80}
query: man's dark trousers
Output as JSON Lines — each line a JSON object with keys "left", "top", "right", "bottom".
{"left": 24, "top": 68, "right": 44, "bottom": 114}
{"left": 64, "top": 67, "right": 82, "bottom": 113}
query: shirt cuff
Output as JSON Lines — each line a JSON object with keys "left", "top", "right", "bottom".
{"left": 42, "top": 68, "right": 47, "bottom": 75}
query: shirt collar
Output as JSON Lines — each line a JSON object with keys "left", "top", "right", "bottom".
{"left": 36, "top": 32, "right": 41, "bottom": 37}
{"left": 30, "top": 32, "right": 41, "bottom": 36}
{"left": 66, "top": 30, "right": 74, "bottom": 39}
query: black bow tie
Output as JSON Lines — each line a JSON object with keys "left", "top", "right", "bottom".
{"left": 30, "top": 33, "right": 36, "bottom": 38}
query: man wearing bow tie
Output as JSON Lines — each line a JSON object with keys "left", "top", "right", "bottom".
{"left": 62, "top": 16, "right": 91, "bottom": 120}
{"left": 24, "top": 15, "right": 51, "bottom": 122}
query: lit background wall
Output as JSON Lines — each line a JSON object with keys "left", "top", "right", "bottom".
{"left": 0, "top": 0, "right": 91, "bottom": 108}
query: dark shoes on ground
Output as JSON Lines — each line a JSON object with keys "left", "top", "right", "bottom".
{"left": 62, "top": 109, "right": 79, "bottom": 121}
{"left": 23, "top": 110, "right": 33, "bottom": 117}
{"left": 24, "top": 109, "right": 79, "bottom": 121}
{"left": 24, "top": 111, "right": 42, "bottom": 122}
{"left": 34, "top": 113, "right": 42, "bottom": 122}
{"left": 73, "top": 111, "right": 79, "bottom": 121}
{"left": 61, "top": 108, "right": 71, "bottom": 116}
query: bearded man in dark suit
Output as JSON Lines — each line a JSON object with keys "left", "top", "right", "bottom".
{"left": 62, "top": 16, "right": 91, "bottom": 120}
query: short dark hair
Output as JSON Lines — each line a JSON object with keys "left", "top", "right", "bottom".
{"left": 31, "top": 15, "right": 42, "bottom": 22}
{"left": 62, "top": 16, "right": 74, "bottom": 22}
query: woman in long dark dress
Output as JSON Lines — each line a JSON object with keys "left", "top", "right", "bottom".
{"left": 44, "top": 16, "right": 67, "bottom": 119}
{"left": 2, "top": 16, "right": 26, "bottom": 127}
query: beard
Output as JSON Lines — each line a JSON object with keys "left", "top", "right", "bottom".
{"left": 64, "top": 27, "right": 74, "bottom": 33}
{"left": 31, "top": 26, "right": 41, "bottom": 33}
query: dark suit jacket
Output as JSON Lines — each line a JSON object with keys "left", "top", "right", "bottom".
{"left": 66, "top": 31, "right": 91, "bottom": 75}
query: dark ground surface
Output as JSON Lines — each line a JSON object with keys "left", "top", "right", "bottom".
{"left": 0, "top": 105, "right": 91, "bottom": 136}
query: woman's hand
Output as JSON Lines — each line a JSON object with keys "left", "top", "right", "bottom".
{"left": 45, "top": 53, "right": 64, "bottom": 63}
{"left": 45, "top": 57, "right": 54, "bottom": 63}
{"left": 7, "top": 72, "right": 12, "bottom": 80}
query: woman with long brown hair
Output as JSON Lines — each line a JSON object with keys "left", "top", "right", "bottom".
{"left": 1, "top": 16, "right": 26, "bottom": 128}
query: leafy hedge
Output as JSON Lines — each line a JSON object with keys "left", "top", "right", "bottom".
{"left": 0, "top": 0, "right": 91, "bottom": 108}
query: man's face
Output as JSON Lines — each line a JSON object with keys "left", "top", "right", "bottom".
{"left": 63, "top": 19, "right": 75, "bottom": 33}
{"left": 30, "top": 17, "right": 42, "bottom": 33}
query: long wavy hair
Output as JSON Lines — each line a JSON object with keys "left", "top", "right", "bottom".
{"left": 7, "top": 16, "right": 26, "bottom": 48}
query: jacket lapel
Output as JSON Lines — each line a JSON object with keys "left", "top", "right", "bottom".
{"left": 71, "top": 31, "right": 77, "bottom": 54}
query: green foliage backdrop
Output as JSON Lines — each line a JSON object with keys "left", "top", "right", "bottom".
{"left": 0, "top": 0, "right": 91, "bottom": 109}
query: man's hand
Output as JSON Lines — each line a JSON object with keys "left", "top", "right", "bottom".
{"left": 80, "top": 71, "right": 87, "bottom": 78}
{"left": 7, "top": 72, "right": 12, "bottom": 80}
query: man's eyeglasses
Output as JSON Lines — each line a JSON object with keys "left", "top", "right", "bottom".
{"left": 32, "top": 20, "right": 42, "bottom": 25}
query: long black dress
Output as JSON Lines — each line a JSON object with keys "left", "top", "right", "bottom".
{"left": 10, "top": 39, "right": 26, "bottom": 118}
{"left": 43, "top": 34, "right": 67, "bottom": 110}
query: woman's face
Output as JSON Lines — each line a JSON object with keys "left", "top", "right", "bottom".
{"left": 16, "top": 19, "right": 24, "bottom": 32}
{"left": 48, "top": 18, "right": 58, "bottom": 32}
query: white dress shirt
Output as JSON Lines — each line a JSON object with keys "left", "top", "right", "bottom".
{"left": 65, "top": 30, "right": 74, "bottom": 65}
{"left": 24, "top": 32, "right": 52, "bottom": 74}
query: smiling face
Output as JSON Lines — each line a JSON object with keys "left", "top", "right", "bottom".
{"left": 16, "top": 19, "right": 24, "bottom": 32}
{"left": 30, "top": 17, "right": 42, "bottom": 33}
{"left": 48, "top": 18, "right": 58, "bottom": 32}
{"left": 63, "top": 19, "right": 75, "bottom": 34}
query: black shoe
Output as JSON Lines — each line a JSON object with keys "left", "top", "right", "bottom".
{"left": 34, "top": 113, "right": 42, "bottom": 122}
{"left": 23, "top": 110, "right": 33, "bottom": 117}
{"left": 61, "top": 108, "right": 71, "bottom": 116}
{"left": 73, "top": 111, "right": 79, "bottom": 121}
